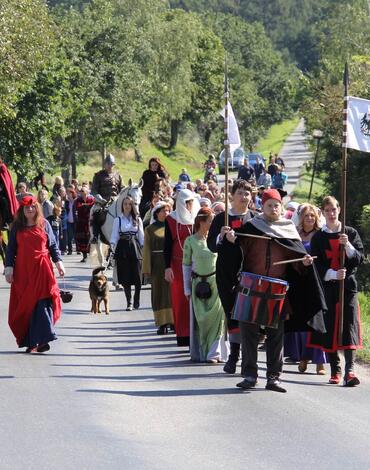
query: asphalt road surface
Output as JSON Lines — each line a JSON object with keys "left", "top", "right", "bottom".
{"left": 0, "top": 254, "right": 369, "bottom": 470}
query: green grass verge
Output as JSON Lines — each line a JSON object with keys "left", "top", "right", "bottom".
{"left": 254, "top": 116, "right": 300, "bottom": 157}
{"left": 291, "top": 169, "right": 325, "bottom": 203}
{"left": 357, "top": 292, "right": 370, "bottom": 363}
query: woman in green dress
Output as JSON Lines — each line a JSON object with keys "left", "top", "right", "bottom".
{"left": 142, "top": 201, "right": 174, "bottom": 334}
{"left": 182, "top": 207, "right": 229, "bottom": 363}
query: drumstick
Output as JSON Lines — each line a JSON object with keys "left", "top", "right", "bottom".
{"left": 272, "top": 256, "right": 317, "bottom": 266}
{"left": 236, "top": 233, "right": 271, "bottom": 240}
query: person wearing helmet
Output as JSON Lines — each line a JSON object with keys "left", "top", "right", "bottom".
{"left": 90, "top": 154, "right": 123, "bottom": 243}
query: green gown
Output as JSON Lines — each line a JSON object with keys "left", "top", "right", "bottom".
{"left": 142, "top": 221, "right": 173, "bottom": 327}
{"left": 183, "top": 234, "right": 228, "bottom": 362}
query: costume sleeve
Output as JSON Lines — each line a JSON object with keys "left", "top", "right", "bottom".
{"left": 142, "top": 227, "right": 151, "bottom": 275}
{"left": 310, "top": 232, "right": 327, "bottom": 280}
{"left": 182, "top": 238, "right": 192, "bottom": 296}
{"left": 164, "top": 218, "right": 172, "bottom": 269}
{"left": 207, "top": 213, "right": 222, "bottom": 253}
{"left": 345, "top": 227, "right": 364, "bottom": 269}
{"left": 137, "top": 218, "right": 144, "bottom": 247}
{"left": 110, "top": 217, "right": 120, "bottom": 248}
{"left": 4, "top": 226, "right": 17, "bottom": 267}
{"left": 44, "top": 220, "right": 62, "bottom": 263}
{"left": 91, "top": 173, "right": 99, "bottom": 195}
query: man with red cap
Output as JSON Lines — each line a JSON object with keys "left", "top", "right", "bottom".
{"left": 220, "top": 189, "right": 327, "bottom": 392}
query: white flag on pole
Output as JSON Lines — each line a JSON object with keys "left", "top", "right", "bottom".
{"left": 220, "top": 101, "right": 241, "bottom": 147}
{"left": 347, "top": 96, "right": 370, "bottom": 152}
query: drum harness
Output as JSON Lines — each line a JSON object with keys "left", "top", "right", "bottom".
{"left": 236, "top": 238, "right": 287, "bottom": 301}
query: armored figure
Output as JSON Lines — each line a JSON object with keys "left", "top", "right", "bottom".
{"left": 91, "top": 154, "right": 123, "bottom": 202}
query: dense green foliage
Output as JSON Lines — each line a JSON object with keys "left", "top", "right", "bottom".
{"left": 0, "top": 0, "right": 297, "bottom": 180}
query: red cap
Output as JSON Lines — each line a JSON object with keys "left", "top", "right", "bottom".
{"left": 20, "top": 195, "right": 37, "bottom": 206}
{"left": 262, "top": 189, "right": 282, "bottom": 206}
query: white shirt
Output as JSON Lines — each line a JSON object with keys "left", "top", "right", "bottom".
{"left": 110, "top": 214, "right": 144, "bottom": 248}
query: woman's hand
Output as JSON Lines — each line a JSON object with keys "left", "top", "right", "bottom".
{"left": 4, "top": 267, "right": 13, "bottom": 284}
{"left": 186, "top": 294, "right": 191, "bottom": 302}
{"left": 302, "top": 254, "right": 314, "bottom": 266}
{"left": 164, "top": 267, "right": 174, "bottom": 283}
{"left": 56, "top": 261, "right": 66, "bottom": 277}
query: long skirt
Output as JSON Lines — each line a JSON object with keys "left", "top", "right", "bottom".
{"left": 190, "top": 276, "right": 229, "bottom": 362}
{"left": 171, "top": 256, "right": 190, "bottom": 346}
{"left": 19, "top": 298, "right": 57, "bottom": 348}
{"left": 151, "top": 253, "right": 173, "bottom": 327}
{"left": 115, "top": 238, "right": 142, "bottom": 287}
{"left": 284, "top": 332, "right": 327, "bottom": 364}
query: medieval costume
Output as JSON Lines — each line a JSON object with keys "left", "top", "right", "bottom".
{"left": 5, "top": 219, "right": 62, "bottom": 350}
{"left": 183, "top": 234, "right": 229, "bottom": 362}
{"left": 139, "top": 167, "right": 167, "bottom": 218}
{"left": 91, "top": 169, "right": 122, "bottom": 201}
{"left": 0, "top": 159, "right": 18, "bottom": 228}
{"left": 142, "top": 203, "right": 173, "bottom": 332}
{"left": 164, "top": 189, "right": 199, "bottom": 346}
{"left": 111, "top": 213, "right": 144, "bottom": 310}
{"left": 307, "top": 224, "right": 363, "bottom": 381}
{"left": 74, "top": 194, "right": 95, "bottom": 259}
{"left": 208, "top": 208, "right": 254, "bottom": 373}
{"left": 223, "top": 190, "right": 326, "bottom": 392}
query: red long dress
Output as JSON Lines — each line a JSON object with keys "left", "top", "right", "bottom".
{"left": 8, "top": 225, "right": 61, "bottom": 346}
{"left": 165, "top": 215, "right": 192, "bottom": 346}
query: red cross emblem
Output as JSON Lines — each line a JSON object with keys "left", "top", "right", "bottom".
{"left": 325, "top": 239, "right": 340, "bottom": 270}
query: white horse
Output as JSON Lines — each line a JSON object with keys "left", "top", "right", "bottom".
{"left": 90, "top": 179, "right": 143, "bottom": 268}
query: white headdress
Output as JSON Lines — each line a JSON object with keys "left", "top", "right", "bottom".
{"left": 170, "top": 189, "right": 200, "bottom": 225}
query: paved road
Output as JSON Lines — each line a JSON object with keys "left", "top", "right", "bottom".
{"left": 279, "top": 118, "right": 312, "bottom": 196}
{"left": 0, "top": 254, "right": 369, "bottom": 470}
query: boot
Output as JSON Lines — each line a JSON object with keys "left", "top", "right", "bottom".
{"left": 124, "top": 286, "right": 132, "bottom": 311}
{"left": 223, "top": 342, "right": 240, "bottom": 374}
{"left": 133, "top": 285, "right": 141, "bottom": 309}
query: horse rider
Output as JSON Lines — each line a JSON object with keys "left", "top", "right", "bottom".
{"left": 90, "top": 153, "right": 123, "bottom": 243}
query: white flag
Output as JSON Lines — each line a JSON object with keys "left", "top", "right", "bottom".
{"left": 347, "top": 96, "right": 370, "bottom": 152}
{"left": 220, "top": 101, "right": 241, "bottom": 147}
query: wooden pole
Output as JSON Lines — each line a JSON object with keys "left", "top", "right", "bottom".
{"left": 224, "top": 56, "right": 230, "bottom": 227}
{"left": 338, "top": 62, "right": 349, "bottom": 347}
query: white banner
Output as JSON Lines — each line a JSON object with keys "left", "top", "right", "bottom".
{"left": 220, "top": 101, "right": 241, "bottom": 147}
{"left": 347, "top": 95, "right": 370, "bottom": 152}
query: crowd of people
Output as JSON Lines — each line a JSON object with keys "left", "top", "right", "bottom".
{"left": 0, "top": 152, "right": 364, "bottom": 392}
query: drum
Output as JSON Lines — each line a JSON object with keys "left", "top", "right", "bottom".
{"left": 232, "top": 272, "right": 289, "bottom": 329}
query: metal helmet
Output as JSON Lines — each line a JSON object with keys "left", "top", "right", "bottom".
{"left": 104, "top": 153, "right": 115, "bottom": 166}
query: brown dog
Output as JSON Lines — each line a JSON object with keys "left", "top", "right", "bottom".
{"left": 89, "top": 267, "right": 110, "bottom": 315}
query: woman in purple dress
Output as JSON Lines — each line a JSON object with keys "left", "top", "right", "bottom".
{"left": 284, "top": 203, "right": 327, "bottom": 374}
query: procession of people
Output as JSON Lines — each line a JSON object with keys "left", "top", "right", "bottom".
{"left": 0, "top": 151, "right": 365, "bottom": 392}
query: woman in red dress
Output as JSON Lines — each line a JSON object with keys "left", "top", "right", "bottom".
{"left": 164, "top": 189, "right": 200, "bottom": 346}
{"left": 5, "top": 196, "right": 65, "bottom": 352}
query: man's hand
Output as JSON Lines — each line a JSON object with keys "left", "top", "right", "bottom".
{"left": 302, "top": 254, "right": 314, "bottom": 266}
{"left": 225, "top": 229, "right": 236, "bottom": 244}
{"left": 336, "top": 268, "right": 347, "bottom": 280}
{"left": 339, "top": 233, "right": 349, "bottom": 246}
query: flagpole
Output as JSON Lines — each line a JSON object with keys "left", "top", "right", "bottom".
{"left": 338, "top": 62, "right": 349, "bottom": 347}
{"left": 224, "top": 56, "right": 230, "bottom": 227}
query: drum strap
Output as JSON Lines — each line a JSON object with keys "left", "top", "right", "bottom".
{"left": 237, "top": 285, "right": 286, "bottom": 300}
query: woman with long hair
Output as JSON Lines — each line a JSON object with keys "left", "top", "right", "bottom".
{"left": 142, "top": 201, "right": 174, "bottom": 334}
{"left": 183, "top": 207, "right": 229, "bottom": 363}
{"left": 110, "top": 196, "right": 144, "bottom": 311}
{"left": 4, "top": 196, "right": 65, "bottom": 352}
{"left": 284, "top": 203, "right": 327, "bottom": 374}
{"left": 139, "top": 157, "right": 168, "bottom": 218}
{"left": 74, "top": 186, "right": 95, "bottom": 262}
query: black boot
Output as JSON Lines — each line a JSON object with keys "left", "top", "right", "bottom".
{"left": 124, "top": 286, "right": 132, "bottom": 311}
{"left": 133, "top": 285, "right": 140, "bottom": 309}
{"left": 223, "top": 342, "right": 240, "bottom": 374}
